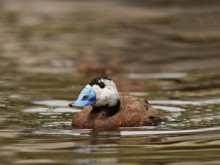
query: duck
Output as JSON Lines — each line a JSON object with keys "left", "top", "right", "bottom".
{"left": 69, "top": 76, "right": 166, "bottom": 129}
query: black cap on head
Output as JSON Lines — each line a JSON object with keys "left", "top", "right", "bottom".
{"left": 89, "top": 76, "right": 111, "bottom": 89}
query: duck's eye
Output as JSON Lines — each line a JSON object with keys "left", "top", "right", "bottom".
{"left": 82, "top": 95, "right": 89, "bottom": 100}
{"left": 99, "top": 82, "right": 105, "bottom": 88}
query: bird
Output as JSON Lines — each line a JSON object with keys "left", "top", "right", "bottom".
{"left": 69, "top": 76, "right": 166, "bottom": 129}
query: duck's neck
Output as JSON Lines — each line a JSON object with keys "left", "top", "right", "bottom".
{"left": 92, "top": 100, "right": 120, "bottom": 117}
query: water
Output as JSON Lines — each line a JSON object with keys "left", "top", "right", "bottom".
{"left": 1, "top": 70, "right": 220, "bottom": 165}
{"left": 1, "top": 0, "right": 220, "bottom": 164}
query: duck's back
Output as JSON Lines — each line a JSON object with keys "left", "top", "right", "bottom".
{"left": 72, "top": 95, "right": 166, "bottom": 129}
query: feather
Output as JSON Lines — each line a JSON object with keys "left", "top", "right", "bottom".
{"left": 72, "top": 95, "right": 166, "bottom": 129}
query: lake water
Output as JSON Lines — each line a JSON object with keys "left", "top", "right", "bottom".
{"left": 1, "top": 0, "right": 220, "bottom": 164}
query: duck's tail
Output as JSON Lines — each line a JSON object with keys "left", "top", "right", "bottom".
{"left": 142, "top": 105, "right": 167, "bottom": 126}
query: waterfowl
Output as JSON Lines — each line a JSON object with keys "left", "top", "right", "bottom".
{"left": 69, "top": 76, "right": 166, "bottom": 129}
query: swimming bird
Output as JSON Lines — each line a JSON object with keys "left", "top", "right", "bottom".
{"left": 69, "top": 76, "right": 166, "bottom": 129}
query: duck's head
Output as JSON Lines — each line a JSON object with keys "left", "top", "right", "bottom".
{"left": 69, "top": 76, "right": 120, "bottom": 108}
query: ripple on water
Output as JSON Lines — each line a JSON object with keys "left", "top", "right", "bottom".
{"left": 128, "top": 72, "right": 187, "bottom": 79}
{"left": 32, "top": 126, "right": 220, "bottom": 138}
{"left": 33, "top": 100, "right": 72, "bottom": 107}
{"left": 23, "top": 100, "right": 80, "bottom": 120}
{"left": 26, "top": 99, "right": 220, "bottom": 142}
{"left": 120, "top": 126, "right": 220, "bottom": 136}
{"left": 24, "top": 99, "right": 81, "bottom": 114}
{"left": 23, "top": 107, "right": 80, "bottom": 114}
{"left": 43, "top": 121, "right": 72, "bottom": 128}
{"left": 149, "top": 98, "right": 220, "bottom": 106}
{"left": 33, "top": 129, "right": 91, "bottom": 136}
{"left": 153, "top": 105, "right": 185, "bottom": 112}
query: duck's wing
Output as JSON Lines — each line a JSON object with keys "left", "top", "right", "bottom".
{"left": 119, "top": 95, "right": 166, "bottom": 125}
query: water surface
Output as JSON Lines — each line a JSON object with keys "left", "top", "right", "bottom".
{"left": 1, "top": 69, "right": 220, "bottom": 165}
{"left": 1, "top": 0, "right": 220, "bottom": 164}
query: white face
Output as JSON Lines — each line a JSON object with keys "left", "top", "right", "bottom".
{"left": 92, "top": 78, "right": 119, "bottom": 107}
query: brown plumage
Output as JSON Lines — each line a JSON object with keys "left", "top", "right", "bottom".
{"left": 72, "top": 94, "right": 166, "bottom": 129}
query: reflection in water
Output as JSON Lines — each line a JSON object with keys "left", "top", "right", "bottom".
{"left": 88, "top": 130, "right": 121, "bottom": 145}
{"left": 24, "top": 126, "right": 220, "bottom": 164}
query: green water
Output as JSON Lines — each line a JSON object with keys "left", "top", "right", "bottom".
{"left": 1, "top": 62, "right": 220, "bottom": 165}
{"left": 1, "top": 0, "right": 220, "bottom": 164}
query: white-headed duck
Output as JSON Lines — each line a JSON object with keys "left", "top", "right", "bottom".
{"left": 69, "top": 76, "right": 166, "bottom": 129}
